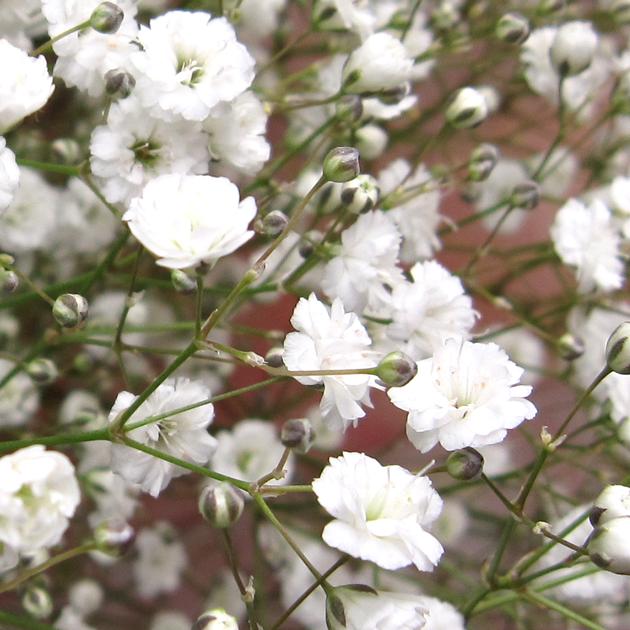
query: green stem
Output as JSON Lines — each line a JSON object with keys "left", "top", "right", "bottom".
{"left": 16, "top": 158, "right": 81, "bottom": 177}
{"left": 0, "top": 611, "right": 57, "bottom": 630}
{"left": 31, "top": 20, "right": 91, "bottom": 57}
{"left": 0, "top": 428, "right": 110, "bottom": 454}
{"left": 520, "top": 590, "right": 605, "bottom": 630}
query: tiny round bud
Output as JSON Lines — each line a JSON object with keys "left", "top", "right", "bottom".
{"left": 496, "top": 13, "right": 530, "bottom": 44}
{"left": 0, "top": 268, "right": 19, "bottom": 293}
{"left": 199, "top": 482, "right": 244, "bottom": 528}
{"left": 298, "top": 230, "right": 321, "bottom": 258}
{"left": 52, "top": 293, "right": 89, "bottom": 328}
{"left": 264, "top": 346, "right": 285, "bottom": 368}
{"left": 376, "top": 351, "right": 418, "bottom": 387}
{"left": 105, "top": 69, "right": 136, "bottom": 99}
{"left": 557, "top": 332, "right": 584, "bottom": 361}
{"left": 445, "top": 87, "right": 488, "bottom": 129}
{"left": 51, "top": 138, "right": 81, "bottom": 164}
{"left": 510, "top": 180, "right": 539, "bottom": 210}
{"left": 340, "top": 174, "right": 380, "bottom": 214}
{"left": 446, "top": 448, "right": 485, "bottom": 480}
{"left": 323, "top": 147, "right": 360, "bottom": 183}
{"left": 281, "top": 418, "right": 314, "bottom": 453}
{"left": 355, "top": 124, "right": 388, "bottom": 160}
{"left": 22, "top": 585, "right": 53, "bottom": 620}
{"left": 254, "top": 210, "right": 288, "bottom": 237}
{"left": 588, "top": 516, "right": 630, "bottom": 575}
{"left": 468, "top": 143, "right": 499, "bottom": 182}
{"left": 94, "top": 518, "right": 135, "bottom": 555}
{"left": 335, "top": 95, "right": 363, "bottom": 123}
{"left": 192, "top": 609, "right": 239, "bottom": 630}
{"left": 170, "top": 269, "right": 197, "bottom": 294}
{"left": 606, "top": 322, "right": 630, "bottom": 374}
{"left": 550, "top": 21, "right": 598, "bottom": 77}
{"left": 90, "top": 2, "right": 124, "bottom": 34}
{"left": 26, "top": 358, "right": 58, "bottom": 385}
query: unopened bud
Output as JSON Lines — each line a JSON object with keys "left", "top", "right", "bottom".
{"left": 335, "top": 95, "right": 363, "bottom": 123}
{"left": 22, "top": 585, "right": 53, "bottom": 620}
{"left": 90, "top": 2, "right": 124, "bottom": 34}
{"left": 590, "top": 485, "right": 630, "bottom": 527}
{"left": 254, "top": 210, "right": 288, "bottom": 237}
{"left": 606, "top": 322, "right": 630, "bottom": 374}
{"left": 340, "top": 174, "right": 380, "bottom": 214}
{"left": 264, "top": 346, "right": 285, "bottom": 368}
{"left": 326, "top": 584, "right": 379, "bottom": 630}
{"left": 170, "top": 269, "right": 196, "bottom": 294}
{"left": 557, "top": 332, "right": 584, "bottom": 360}
{"left": 589, "top": 516, "right": 630, "bottom": 575}
{"left": 550, "top": 21, "right": 598, "bottom": 77}
{"left": 323, "top": 147, "right": 360, "bottom": 183}
{"left": 192, "top": 609, "right": 239, "bottom": 630}
{"left": 53, "top": 293, "right": 88, "bottom": 328}
{"left": 446, "top": 447, "right": 484, "bottom": 480}
{"left": 298, "top": 230, "right": 321, "bottom": 258}
{"left": 378, "top": 82, "right": 411, "bottom": 106}
{"left": 281, "top": 418, "right": 314, "bottom": 453}
{"left": 26, "top": 358, "right": 58, "bottom": 385}
{"left": 199, "top": 482, "right": 244, "bottom": 528}
{"left": 496, "top": 13, "right": 530, "bottom": 44}
{"left": 376, "top": 351, "right": 418, "bottom": 387}
{"left": 510, "top": 180, "right": 539, "bottom": 210}
{"left": 51, "top": 138, "right": 81, "bottom": 164}
{"left": 468, "top": 143, "right": 499, "bottom": 182}
{"left": 445, "top": 87, "right": 488, "bottom": 129}
{"left": 105, "top": 69, "right": 136, "bottom": 99}
{"left": 0, "top": 268, "right": 18, "bottom": 293}
{"left": 94, "top": 518, "right": 135, "bottom": 555}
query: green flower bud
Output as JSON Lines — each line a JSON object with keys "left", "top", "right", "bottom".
{"left": 52, "top": 293, "right": 89, "bottom": 328}
{"left": 0, "top": 268, "right": 18, "bottom": 294}
{"left": 254, "top": 210, "right": 288, "bottom": 237}
{"left": 557, "top": 332, "right": 584, "bottom": 361}
{"left": 298, "top": 230, "right": 322, "bottom": 258}
{"left": 90, "top": 2, "right": 124, "bottom": 34}
{"left": 446, "top": 447, "right": 484, "bottom": 480}
{"left": 323, "top": 147, "right": 360, "bottom": 183}
{"left": 496, "top": 13, "right": 530, "bottom": 44}
{"left": 281, "top": 418, "right": 314, "bottom": 453}
{"left": 376, "top": 351, "right": 418, "bottom": 387}
{"left": 94, "top": 518, "right": 135, "bottom": 556}
{"left": 606, "top": 322, "right": 630, "bottom": 374}
{"left": 26, "top": 358, "right": 58, "bottom": 385}
{"left": 199, "top": 482, "right": 244, "bottom": 528}
{"left": 510, "top": 180, "right": 539, "bottom": 210}
{"left": 468, "top": 143, "right": 499, "bottom": 182}
{"left": 22, "top": 585, "right": 53, "bottom": 620}
{"left": 170, "top": 269, "right": 197, "bottom": 294}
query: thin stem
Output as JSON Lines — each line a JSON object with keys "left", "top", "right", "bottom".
{"left": 0, "top": 428, "right": 110, "bottom": 454}
{"left": 31, "top": 20, "right": 90, "bottom": 56}
{"left": 0, "top": 611, "right": 58, "bottom": 630}
{"left": 520, "top": 590, "right": 605, "bottom": 630}
{"left": 195, "top": 273, "right": 204, "bottom": 338}
{"left": 16, "top": 158, "right": 82, "bottom": 177}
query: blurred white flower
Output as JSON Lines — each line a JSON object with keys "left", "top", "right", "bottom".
{"left": 150, "top": 610, "right": 190, "bottom": 630}
{"left": 0, "top": 358, "right": 39, "bottom": 428}
{"left": 0, "top": 137, "right": 19, "bottom": 214}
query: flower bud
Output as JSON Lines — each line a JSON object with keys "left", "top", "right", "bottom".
{"left": 496, "top": 13, "right": 530, "bottom": 44}
{"left": 22, "top": 585, "right": 53, "bottom": 620}
{"left": 26, "top": 358, "right": 58, "bottom": 385}
{"left": 53, "top": 293, "right": 89, "bottom": 328}
{"left": 105, "top": 69, "right": 136, "bottom": 99}
{"left": 192, "top": 609, "right": 239, "bottom": 630}
{"left": 281, "top": 418, "right": 314, "bottom": 453}
{"left": 199, "top": 482, "right": 244, "bottom": 528}
{"left": 468, "top": 143, "right": 499, "bottom": 182}
{"left": 326, "top": 585, "right": 378, "bottom": 630}
{"left": 0, "top": 268, "right": 18, "bottom": 293}
{"left": 510, "top": 180, "right": 539, "bottom": 210}
{"left": 611, "top": 0, "right": 630, "bottom": 24}
{"left": 254, "top": 210, "right": 288, "bottom": 237}
{"left": 446, "top": 448, "right": 484, "bottom": 480}
{"left": 335, "top": 95, "right": 363, "bottom": 123}
{"left": 94, "top": 518, "right": 135, "bottom": 555}
{"left": 445, "top": 87, "right": 488, "bottom": 128}
{"left": 340, "top": 175, "right": 380, "bottom": 214}
{"left": 606, "top": 322, "right": 630, "bottom": 374}
{"left": 376, "top": 351, "right": 418, "bottom": 387}
{"left": 170, "top": 269, "right": 197, "bottom": 294}
{"left": 590, "top": 485, "right": 630, "bottom": 527}
{"left": 356, "top": 124, "right": 388, "bottom": 160}
{"left": 323, "top": 147, "right": 360, "bottom": 183}
{"left": 557, "top": 332, "right": 584, "bottom": 360}
{"left": 90, "top": 2, "right": 124, "bottom": 34}
{"left": 550, "top": 21, "right": 598, "bottom": 77}
{"left": 51, "top": 138, "right": 81, "bottom": 164}
{"left": 298, "top": 230, "right": 322, "bottom": 258}
{"left": 588, "top": 516, "right": 630, "bottom": 575}
{"left": 264, "top": 346, "right": 284, "bottom": 368}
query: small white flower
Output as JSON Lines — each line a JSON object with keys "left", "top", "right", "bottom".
{"left": 313, "top": 452, "right": 444, "bottom": 571}
{"left": 0, "top": 137, "right": 19, "bottom": 214}
{"left": 108, "top": 378, "right": 217, "bottom": 497}
{"left": 123, "top": 174, "right": 256, "bottom": 270}
{"left": 589, "top": 516, "right": 630, "bottom": 575}
{"left": 389, "top": 338, "right": 536, "bottom": 453}
{"left": 0, "top": 39, "right": 54, "bottom": 133}
{"left": 132, "top": 10, "right": 255, "bottom": 121}
{"left": 282, "top": 294, "right": 378, "bottom": 430}
{"left": 550, "top": 198, "right": 624, "bottom": 293}
{"left": 550, "top": 21, "right": 598, "bottom": 76}
{"left": 0, "top": 358, "right": 39, "bottom": 428}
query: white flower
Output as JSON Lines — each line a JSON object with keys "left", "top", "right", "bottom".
{"left": 313, "top": 452, "right": 443, "bottom": 571}
{"left": 211, "top": 419, "right": 291, "bottom": 485}
{"left": 322, "top": 210, "right": 403, "bottom": 314}
{"left": 108, "top": 378, "right": 217, "bottom": 497}
{"left": 0, "top": 358, "right": 39, "bottom": 428}
{"left": 203, "top": 91, "right": 270, "bottom": 175}
{"left": 90, "top": 96, "right": 209, "bottom": 204}
{"left": 486, "top": 326, "right": 546, "bottom": 386}
{"left": 132, "top": 10, "right": 255, "bottom": 121}
{"left": 384, "top": 261, "right": 477, "bottom": 360}
{"left": 589, "top": 516, "right": 630, "bottom": 575}
{"left": 282, "top": 294, "right": 378, "bottom": 430}
{"left": 593, "top": 485, "right": 630, "bottom": 525}
{"left": 343, "top": 32, "right": 413, "bottom": 94}
{"left": 123, "top": 173, "right": 256, "bottom": 270}
{"left": 550, "top": 21, "right": 598, "bottom": 76}
{"left": 0, "top": 39, "right": 54, "bottom": 133}
{"left": 550, "top": 198, "right": 624, "bottom": 293}
{"left": 0, "top": 446, "right": 80, "bottom": 554}
{"left": 314, "top": 0, "right": 375, "bottom": 40}
{"left": 133, "top": 522, "right": 186, "bottom": 598}
{"left": 419, "top": 595, "right": 465, "bottom": 630}
{"left": 0, "top": 137, "right": 19, "bottom": 214}
{"left": 389, "top": 338, "right": 536, "bottom": 453}
{"left": 85, "top": 469, "right": 139, "bottom": 527}
{"left": 327, "top": 585, "right": 428, "bottom": 630}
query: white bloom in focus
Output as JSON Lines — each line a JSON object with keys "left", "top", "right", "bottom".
{"left": 389, "top": 338, "right": 537, "bottom": 453}
{"left": 108, "top": 378, "right": 216, "bottom": 497}
{"left": 327, "top": 585, "right": 428, "bottom": 630}
{"left": 385, "top": 261, "right": 477, "bottom": 360}
{"left": 0, "top": 359, "right": 39, "bottom": 428}
{"left": 551, "top": 198, "right": 624, "bottom": 293}
{"left": 322, "top": 210, "right": 403, "bottom": 314}
{"left": 133, "top": 522, "right": 186, "bottom": 598}
{"left": 0, "top": 137, "right": 19, "bottom": 214}
{"left": 343, "top": 32, "right": 413, "bottom": 94}
{"left": 90, "top": 97, "right": 209, "bottom": 204}
{"left": 283, "top": 294, "right": 378, "bottom": 430}
{"left": 132, "top": 11, "right": 255, "bottom": 121}
{"left": 312, "top": 452, "right": 444, "bottom": 571}
{"left": 123, "top": 174, "right": 256, "bottom": 270}
{"left": 0, "top": 39, "right": 54, "bottom": 133}
{"left": 203, "top": 91, "right": 270, "bottom": 175}
{"left": 0, "top": 446, "right": 80, "bottom": 553}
